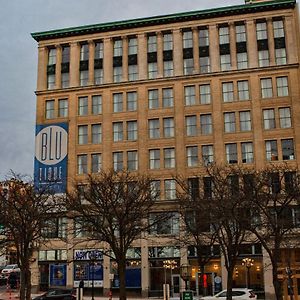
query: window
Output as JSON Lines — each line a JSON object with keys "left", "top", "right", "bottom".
{"left": 265, "top": 140, "right": 278, "bottom": 161}
{"left": 149, "top": 149, "right": 160, "bottom": 169}
{"left": 279, "top": 107, "right": 291, "bottom": 128}
{"left": 199, "top": 28, "right": 209, "bottom": 46}
{"left": 149, "top": 119, "right": 160, "bottom": 139}
{"left": 45, "top": 100, "right": 55, "bottom": 119}
{"left": 91, "top": 153, "right": 102, "bottom": 173}
{"left": 128, "top": 37, "right": 137, "bottom": 55}
{"left": 219, "top": 26, "right": 229, "bottom": 44}
{"left": 164, "top": 180, "right": 177, "bottom": 200}
{"left": 202, "top": 145, "right": 214, "bottom": 165}
{"left": 77, "top": 154, "right": 88, "bottom": 174}
{"left": 113, "top": 39, "right": 122, "bottom": 56}
{"left": 261, "top": 78, "right": 273, "bottom": 98}
{"left": 237, "top": 80, "right": 250, "bottom": 100}
{"left": 183, "top": 31, "right": 193, "bottom": 48}
{"left": 113, "top": 66, "right": 122, "bottom": 83}
{"left": 113, "top": 122, "right": 123, "bottom": 142}
{"left": 148, "top": 35, "right": 157, "bottom": 53}
{"left": 164, "top": 148, "right": 175, "bottom": 168}
{"left": 224, "top": 112, "right": 236, "bottom": 133}
{"left": 113, "top": 93, "right": 123, "bottom": 112}
{"left": 276, "top": 76, "right": 289, "bottom": 97}
{"left": 200, "top": 84, "right": 211, "bottom": 104}
{"left": 127, "top": 92, "right": 137, "bottom": 111}
{"left": 236, "top": 24, "right": 246, "bottom": 42}
{"left": 91, "top": 124, "right": 102, "bottom": 144}
{"left": 127, "top": 121, "right": 137, "bottom": 141}
{"left": 220, "top": 54, "right": 231, "bottom": 71}
{"left": 94, "top": 68, "right": 103, "bottom": 85}
{"left": 113, "top": 152, "right": 123, "bottom": 171}
{"left": 148, "top": 62, "right": 158, "bottom": 79}
{"left": 184, "top": 58, "right": 194, "bottom": 75}
{"left": 200, "top": 57, "right": 210, "bottom": 73}
{"left": 200, "top": 114, "right": 212, "bottom": 135}
{"left": 239, "top": 111, "right": 252, "bottom": 131}
{"left": 237, "top": 53, "right": 248, "bottom": 69}
{"left": 163, "top": 118, "right": 174, "bottom": 138}
{"left": 47, "top": 74, "right": 55, "bottom": 90}
{"left": 78, "top": 97, "right": 88, "bottom": 116}
{"left": 258, "top": 50, "right": 270, "bottom": 67}
{"left": 61, "top": 73, "right": 69, "bottom": 89}
{"left": 127, "top": 151, "right": 138, "bottom": 171}
{"left": 187, "top": 146, "right": 198, "bottom": 167}
{"left": 150, "top": 180, "right": 161, "bottom": 200}
{"left": 163, "top": 33, "right": 173, "bottom": 51}
{"left": 48, "top": 48, "right": 56, "bottom": 65}
{"left": 58, "top": 99, "right": 68, "bottom": 117}
{"left": 256, "top": 22, "right": 267, "bottom": 40}
{"left": 92, "top": 95, "right": 102, "bottom": 115}
{"left": 80, "top": 44, "right": 89, "bottom": 61}
{"left": 128, "top": 65, "right": 138, "bottom": 81}
{"left": 163, "top": 61, "right": 174, "bottom": 77}
{"left": 241, "top": 142, "right": 254, "bottom": 163}
{"left": 149, "top": 212, "right": 179, "bottom": 234}
{"left": 226, "top": 143, "right": 238, "bottom": 164}
{"left": 222, "top": 82, "right": 234, "bottom": 102}
{"left": 78, "top": 125, "right": 88, "bottom": 145}
{"left": 263, "top": 109, "right": 276, "bottom": 130}
{"left": 186, "top": 116, "right": 197, "bottom": 136}
{"left": 275, "top": 48, "right": 287, "bottom": 65}
{"left": 162, "top": 88, "right": 174, "bottom": 108}
{"left": 273, "top": 20, "right": 285, "bottom": 38}
{"left": 94, "top": 41, "right": 104, "bottom": 59}
{"left": 282, "top": 139, "right": 295, "bottom": 160}
{"left": 184, "top": 86, "right": 196, "bottom": 105}
{"left": 62, "top": 45, "right": 70, "bottom": 63}
{"left": 80, "top": 70, "right": 89, "bottom": 86}
{"left": 148, "top": 89, "right": 159, "bottom": 109}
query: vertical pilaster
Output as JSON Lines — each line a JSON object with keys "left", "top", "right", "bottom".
{"left": 157, "top": 32, "right": 163, "bottom": 78}
{"left": 103, "top": 38, "right": 113, "bottom": 84}
{"left": 88, "top": 40, "right": 95, "bottom": 85}
{"left": 55, "top": 45, "right": 62, "bottom": 89}
{"left": 37, "top": 46, "right": 48, "bottom": 91}
{"left": 192, "top": 27, "right": 200, "bottom": 74}
{"left": 173, "top": 29, "right": 183, "bottom": 76}
{"left": 209, "top": 25, "right": 220, "bottom": 72}
{"left": 246, "top": 20, "right": 258, "bottom": 68}
{"left": 267, "top": 18, "right": 276, "bottom": 66}
{"left": 69, "top": 42, "right": 80, "bottom": 87}
{"left": 285, "top": 15, "right": 298, "bottom": 64}
{"left": 138, "top": 33, "right": 147, "bottom": 80}
{"left": 122, "top": 36, "right": 128, "bottom": 82}
{"left": 229, "top": 23, "right": 237, "bottom": 70}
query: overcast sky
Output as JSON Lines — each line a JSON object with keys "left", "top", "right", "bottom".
{"left": 0, "top": 0, "right": 244, "bottom": 179}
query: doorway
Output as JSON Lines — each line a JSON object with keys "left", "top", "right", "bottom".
{"left": 172, "top": 274, "right": 180, "bottom": 297}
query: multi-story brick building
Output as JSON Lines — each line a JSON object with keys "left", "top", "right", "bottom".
{"left": 31, "top": 0, "right": 300, "bottom": 298}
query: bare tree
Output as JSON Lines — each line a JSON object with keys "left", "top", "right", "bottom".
{"left": 0, "top": 175, "right": 61, "bottom": 300}
{"left": 243, "top": 165, "right": 300, "bottom": 300}
{"left": 176, "top": 175, "right": 217, "bottom": 296}
{"left": 64, "top": 170, "right": 161, "bottom": 300}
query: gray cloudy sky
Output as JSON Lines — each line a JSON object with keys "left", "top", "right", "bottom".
{"left": 0, "top": 0, "right": 242, "bottom": 179}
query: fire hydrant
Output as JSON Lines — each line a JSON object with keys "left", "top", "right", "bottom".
{"left": 109, "top": 290, "right": 112, "bottom": 300}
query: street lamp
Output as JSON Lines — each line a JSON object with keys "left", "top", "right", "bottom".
{"left": 180, "top": 264, "right": 192, "bottom": 291}
{"left": 242, "top": 258, "right": 254, "bottom": 288}
{"left": 89, "top": 252, "right": 97, "bottom": 300}
{"left": 163, "top": 260, "right": 177, "bottom": 296}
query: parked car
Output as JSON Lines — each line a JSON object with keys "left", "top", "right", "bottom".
{"left": 32, "top": 288, "right": 76, "bottom": 300}
{"left": 0, "top": 264, "right": 20, "bottom": 278}
{"left": 200, "top": 288, "right": 257, "bottom": 300}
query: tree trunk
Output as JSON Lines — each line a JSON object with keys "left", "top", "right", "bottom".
{"left": 118, "top": 258, "right": 127, "bottom": 300}
{"left": 20, "top": 269, "right": 26, "bottom": 300}
{"left": 199, "top": 264, "right": 206, "bottom": 296}
{"left": 226, "top": 266, "right": 234, "bottom": 300}
{"left": 272, "top": 262, "right": 282, "bottom": 300}
{"left": 25, "top": 268, "right": 31, "bottom": 300}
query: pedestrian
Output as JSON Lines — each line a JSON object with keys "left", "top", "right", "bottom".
{"left": 8, "top": 271, "right": 17, "bottom": 289}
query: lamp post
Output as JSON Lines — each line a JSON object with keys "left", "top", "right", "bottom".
{"left": 89, "top": 252, "right": 96, "bottom": 300}
{"left": 180, "top": 264, "right": 192, "bottom": 291}
{"left": 242, "top": 258, "right": 254, "bottom": 288}
{"left": 163, "top": 260, "right": 177, "bottom": 296}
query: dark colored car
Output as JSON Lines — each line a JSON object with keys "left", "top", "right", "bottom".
{"left": 32, "top": 288, "right": 76, "bottom": 300}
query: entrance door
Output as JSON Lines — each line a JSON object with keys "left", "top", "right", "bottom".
{"left": 172, "top": 274, "right": 180, "bottom": 297}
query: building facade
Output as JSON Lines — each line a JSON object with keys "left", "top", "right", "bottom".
{"left": 32, "top": 0, "right": 300, "bottom": 299}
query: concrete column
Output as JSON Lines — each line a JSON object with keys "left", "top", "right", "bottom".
{"left": 103, "top": 37, "right": 113, "bottom": 84}
{"left": 209, "top": 25, "right": 220, "bottom": 72}
{"left": 221, "top": 254, "right": 227, "bottom": 290}
{"left": 138, "top": 33, "right": 147, "bottom": 80}
{"left": 37, "top": 46, "right": 48, "bottom": 91}
{"left": 55, "top": 45, "right": 62, "bottom": 89}
{"left": 229, "top": 23, "right": 237, "bottom": 70}
{"left": 267, "top": 18, "right": 276, "bottom": 66}
{"left": 285, "top": 15, "right": 298, "bottom": 64}
{"left": 262, "top": 247, "right": 275, "bottom": 300}
{"left": 157, "top": 32, "right": 163, "bottom": 78}
{"left": 173, "top": 29, "right": 183, "bottom": 76}
{"left": 103, "top": 251, "right": 111, "bottom": 295}
{"left": 88, "top": 40, "right": 95, "bottom": 85}
{"left": 246, "top": 20, "right": 258, "bottom": 68}
{"left": 192, "top": 27, "right": 200, "bottom": 74}
{"left": 69, "top": 42, "right": 80, "bottom": 87}
{"left": 141, "top": 238, "right": 149, "bottom": 297}
{"left": 122, "top": 36, "right": 128, "bottom": 82}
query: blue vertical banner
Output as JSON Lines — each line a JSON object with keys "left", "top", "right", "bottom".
{"left": 34, "top": 123, "right": 68, "bottom": 193}
{"left": 50, "top": 264, "right": 67, "bottom": 286}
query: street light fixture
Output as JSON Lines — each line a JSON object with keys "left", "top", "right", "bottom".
{"left": 89, "top": 252, "right": 97, "bottom": 300}
{"left": 163, "top": 260, "right": 177, "bottom": 296}
{"left": 242, "top": 258, "right": 254, "bottom": 288}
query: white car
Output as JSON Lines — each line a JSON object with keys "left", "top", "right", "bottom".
{"left": 1, "top": 264, "right": 20, "bottom": 278}
{"left": 200, "top": 288, "right": 257, "bottom": 300}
